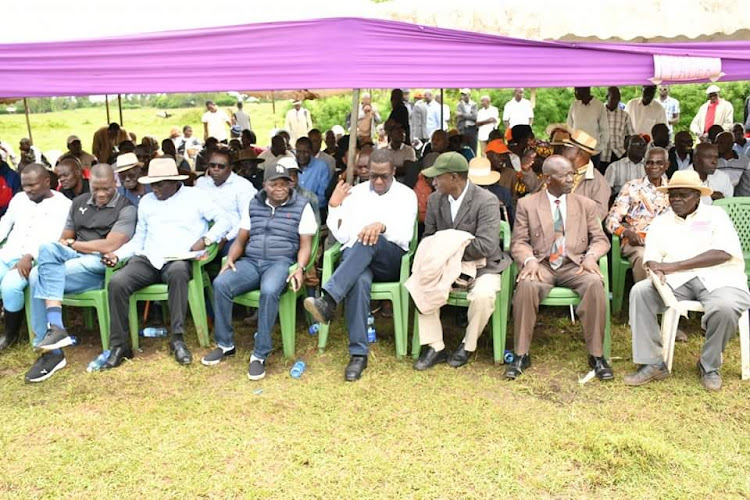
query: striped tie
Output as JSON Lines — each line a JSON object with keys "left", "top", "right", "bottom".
{"left": 550, "top": 200, "right": 565, "bottom": 270}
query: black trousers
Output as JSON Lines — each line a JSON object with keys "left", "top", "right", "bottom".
{"left": 108, "top": 255, "right": 191, "bottom": 348}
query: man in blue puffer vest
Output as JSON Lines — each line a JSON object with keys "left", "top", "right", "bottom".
{"left": 204, "top": 164, "right": 317, "bottom": 380}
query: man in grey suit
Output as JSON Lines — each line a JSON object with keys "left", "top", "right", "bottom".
{"left": 413, "top": 152, "right": 510, "bottom": 370}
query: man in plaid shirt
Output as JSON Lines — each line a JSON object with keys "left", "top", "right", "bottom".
{"left": 601, "top": 87, "right": 634, "bottom": 171}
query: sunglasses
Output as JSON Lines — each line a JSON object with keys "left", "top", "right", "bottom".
{"left": 208, "top": 162, "right": 229, "bottom": 169}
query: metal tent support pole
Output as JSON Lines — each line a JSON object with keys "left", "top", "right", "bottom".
{"left": 23, "top": 98, "right": 33, "bottom": 144}
{"left": 345, "top": 89, "right": 361, "bottom": 184}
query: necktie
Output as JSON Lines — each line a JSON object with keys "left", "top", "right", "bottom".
{"left": 550, "top": 200, "right": 565, "bottom": 270}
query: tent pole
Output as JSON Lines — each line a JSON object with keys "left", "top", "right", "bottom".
{"left": 23, "top": 98, "right": 33, "bottom": 144}
{"left": 105, "top": 95, "right": 111, "bottom": 124}
{"left": 345, "top": 89, "right": 360, "bottom": 184}
{"left": 118, "top": 94, "right": 123, "bottom": 125}
{"left": 271, "top": 91, "right": 276, "bottom": 127}
{"left": 440, "top": 88, "right": 444, "bottom": 130}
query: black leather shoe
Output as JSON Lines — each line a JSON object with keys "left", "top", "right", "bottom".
{"left": 344, "top": 355, "right": 368, "bottom": 381}
{"left": 504, "top": 353, "right": 531, "bottom": 380}
{"left": 303, "top": 296, "right": 336, "bottom": 324}
{"left": 413, "top": 346, "right": 449, "bottom": 371}
{"left": 447, "top": 343, "right": 471, "bottom": 368}
{"left": 170, "top": 340, "right": 192, "bottom": 365}
{"left": 588, "top": 355, "right": 614, "bottom": 381}
{"left": 101, "top": 346, "right": 133, "bottom": 370}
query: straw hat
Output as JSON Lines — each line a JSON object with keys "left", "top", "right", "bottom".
{"left": 235, "top": 148, "right": 265, "bottom": 164}
{"left": 138, "top": 157, "right": 188, "bottom": 184}
{"left": 114, "top": 152, "right": 142, "bottom": 173}
{"left": 562, "top": 129, "right": 599, "bottom": 155}
{"left": 656, "top": 170, "right": 712, "bottom": 196}
{"left": 468, "top": 157, "right": 501, "bottom": 186}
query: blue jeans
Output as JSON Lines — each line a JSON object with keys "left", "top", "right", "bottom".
{"left": 0, "top": 258, "right": 27, "bottom": 313}
{"left": 28, "top": 242, "right": 105, "bottom": 343}
{"left": 212, "top": 257, "right": 292, "bottom": 359}
{"left": 322, "top": 239, "right": 403, "bottom": 356}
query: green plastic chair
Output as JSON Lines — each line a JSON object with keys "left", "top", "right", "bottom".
{"left": 510, "top": 256, "right": 612, "bottom": 358}
{"left": 713, "top": 197, "right": 750, "bottom": 285}
{"left": 317, "top": 222, "right": 418, "bottom": 358}
{"left": 126, "top": 244, "right": 218, "bottom": 351}
{"left": 610, "top": 234, "right": 632, "bottom": 314}
{"left": 410, "top": 220, "right": 513, "bottom": 364}
{"left": 223, "top": 230, "right": 320, "bottom": 359}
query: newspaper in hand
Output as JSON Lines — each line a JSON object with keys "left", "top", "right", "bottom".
{"left": 163, "top": 250, "right": 207, "bottom": 262}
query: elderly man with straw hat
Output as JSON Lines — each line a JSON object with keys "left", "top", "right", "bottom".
{"left": 624, "top": 170, "right": 750, "bottom": 391}
{"left": 409, "top": 152, "right": 510, "bottom": 371}
{"left": 99, "top": 157, "right": 232, "bottom": 370}
{"left": 559, "top": 129, "right": 611, "bottom": 220}
{"left": 114, "top": 152, "right": 151, "bottom": 208}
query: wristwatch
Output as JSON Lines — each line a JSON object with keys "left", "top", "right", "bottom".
{"left": 202, "top": 236, "right": 212, "bottom": 247}
{"left": 66, "top": 238, "right": 75, "bottom": 247}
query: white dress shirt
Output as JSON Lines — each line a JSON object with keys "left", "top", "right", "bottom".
{"left": 685, "top": 165, "right": 734, "bottom": 204}
{"left": 196, "top": 172, "right": 257, "bottom": 241}
{"left": 0, "top": 191, "right": 71, "bottom": 262}
{"left": 448, "top": 182, "right": 470, "bottom": 222}
{"left": 477, "top": 105, "right": 500, "bottom": 142}
{"left": 624, "top": 99, "right": 667, "bottom": 136}
{"left": 115, "top": 185, "right": 231, "bottom": 269}
{"left": 327, "top": 180, "right": 417, "bottom": 251}
{"left": 503, "top": 98, "right": 534, "bottom": 128}
{"left": 717, "top": 154, "right": 750, "bottom": 186}
{"left": 644, "top": 204, "right": 748, "bottom": 293}
{"left": 546, "top": 191, "right": 567, "bottom": 225}
{"left": 202, "top": 109, "right": 230, "bottom": 141}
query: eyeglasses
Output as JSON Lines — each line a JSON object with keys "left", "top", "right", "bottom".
{"left": 208, "top": 162, "right": 229, "bottom": 168}
{"left": 645, "top": 160, "right": 666, "bottom": 166}
{"left": 369, "top": 173, "right": 392, "bottom": 181}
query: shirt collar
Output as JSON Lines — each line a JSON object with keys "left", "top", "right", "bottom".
{"left": 546, "top": 191, "right": 566, "bottom": 204}
{"left": 449, "top": 182, "right": 470, "bottom": 204}
{"left": 87, "top": 191, "right": 121, "bottom": 207}
{"left": 579, "top": 161, "right": 595, "bottom": 180}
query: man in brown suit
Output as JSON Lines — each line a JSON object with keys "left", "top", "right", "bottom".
{"left": 560, "top": 129, "right": 611, "bottom": 220}
{"left": 92, "top": 123, "right": 130, "bottom": 164}
{"left": 413, "top": 152, "right": 511, "bottom": 370}
{"left": 507, "top": 155, "right": 613, "bottom": 381}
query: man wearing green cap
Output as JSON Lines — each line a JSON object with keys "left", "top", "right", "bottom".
{"left": 412, "top": 152, "right": 509, "bottom": 370}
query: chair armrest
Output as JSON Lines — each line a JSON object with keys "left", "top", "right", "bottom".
{"left": 611, "top": 234, "right": 622, "bottom": 263}
{"left": 321, "top": 241, "right": 343, "bottom": 284}
{"left": 598, "top": 255, "right": 609, "bottom": 282}
{"left": 198, "top": 243, "right": 219, "bottom": 268}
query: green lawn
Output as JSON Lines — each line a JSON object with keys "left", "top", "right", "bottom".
{"left": 1, "top": 307, "right": 748, "bottom": 498}
{"left": 0, "top": 103, "right": 283, "bottom": 155}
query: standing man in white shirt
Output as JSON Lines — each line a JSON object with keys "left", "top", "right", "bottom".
{"left": 658, "top": 85, "right": 681, "bottom": 140}
{"left": 690, "top": 85, "right": 735, "bottom": 142}
{"left": 0, "top": 164, "right": 71, "bottom": 352}
{"left": 195, "top": 146, "right": 257, "bottom": 255}
{"left": 567, "top": 87, "right": 609, "bottom": 170}
{"left": 435, "top": 93, "right": 450, "bottom": 131}
{"left": 686, "top": 143, "right": 733, "bottom": 204}
{"left": 625, "top": 86, "right": 667, "bottom": 136}
{"left": 100, "top": 158, "right": 232, "bottom": 370}
{"left": 715, "top": 131, "right": 750, "bottom": 186}
{"left": 202, "top": 100, "right": 231, "bottom": 143}
{"left": 284, "top": 100, "right": 313, "bottom": 144}
{"left": 424, "top": 90, "right": 442, "bottom": 139}
{"left": 232, "top": 101, "right": 252, "bottom": 132}
{"left": 304, "top": 149, "right": 417, "bottom": 382}
{"left": 624, "top": 170, "right": 750, "bottom": 391}
{"left": 601, "top": 86, "right": 634, "bottom": 170}
{"left": 477, "top": 95, "right": 499, "bottom": 156}
{"left": 503, "top": 88, "right": 534, "bottom": 129}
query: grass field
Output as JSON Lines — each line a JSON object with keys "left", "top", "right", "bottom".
{"left": 0, "top": 103, "right": 284, "bottom": 155}
{"left": 1, "top": 305, "right": 749, "bottom": 498}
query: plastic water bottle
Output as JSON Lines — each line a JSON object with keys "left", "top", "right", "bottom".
{"left": 308, "top": 323, "right": 319, "bottom": 336}
{"left": 290, "top": 360, "right": 306, "bottom": 379}
{"left": 367, "top": 314, "right": 377, "bottom": 343}
{"left": 504, "top": 350, "right": 514, "bottom": 364}
{"left": 140, "top": 327, "right": 168, "bottom": 337}
{"left": 87, "top": 350, "right": 111, "bottom": 372}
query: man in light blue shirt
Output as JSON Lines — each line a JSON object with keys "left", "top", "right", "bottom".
{"left": 294, "top": 137, "right": 330, "bottom": 211}
{"left": 424, "top": 90, "right": 443, "bottom": 139}
{"left": 99, "top": 157, "right": 232, "bottom": 370}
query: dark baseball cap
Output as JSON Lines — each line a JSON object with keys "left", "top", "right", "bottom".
{"left": 264, "top": 163, "right": 293, "bottom": 182}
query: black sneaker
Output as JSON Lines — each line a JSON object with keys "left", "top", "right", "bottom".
{"left": 35, "top": 325, "right": 74, "bottom": 352}
{"left": 303, "top": 296, "right": 335, "bottom": 324}
{"left": 247, "top": 355, "right": 266, "bottom": 380}
{"left": 25, "top": 351, "right": 66, "bottom": 383}
{"left": 201, "top": 346, "right": 236, "bottom": 366}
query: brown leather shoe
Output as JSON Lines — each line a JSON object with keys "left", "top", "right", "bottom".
{"left": 623, "top": 362, "right": 669, "bottom": 386}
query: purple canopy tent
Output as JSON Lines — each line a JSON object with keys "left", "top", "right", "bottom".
{"left": 2, "top": 17, "right": 749, "bottom": 180}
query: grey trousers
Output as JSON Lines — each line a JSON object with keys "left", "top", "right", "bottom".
{"left": 629, "top": 277, "right": 750, "bottom": 372}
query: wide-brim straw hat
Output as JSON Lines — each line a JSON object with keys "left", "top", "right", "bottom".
{"left": 656, "top": 170, "right": 713, "bottom": 196}
{"left": 468, "top": 157, "right": 501, "bottom": 186}
{"left": 562, "top": 129, "right": 599, "bottom": 155}
{"left": 138, "top": 157, "right": 188, "bottom": 184}
{"left": 114, "top": 152, "right": 142, "bottom": 173}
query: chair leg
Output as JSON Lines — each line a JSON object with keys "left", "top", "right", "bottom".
{"left": 24, "top": 287, "right": 34, "bottom": 346}
{"left": 660, "top": 308, "right": 679, "bottom": 372}
{"left": 187, "top": 281, "right": 209, "bottom": 347}
{"left": 613, "top": 266, "right": 626, "bottom": 315}
{"left": 391, "top": 293, "right": 404, "bottom": 359}
{"left": 493, "top": 291, "right": 507, "bottom": 364}
{"left": 129, "top": 297, "right": 140, "bottom": 351}
{"left": 95, "top": 298, "right": 110, "bottom": 350}
{"left": 83, "top": 308, "right": 95, "bottom": 330}
{"left": 739, "top": 309, "right": 749, "bottom": 381}
{"left": 279, "top": 291, "right": 296, "bottom": 359}
{"left": 411, "top": 310, "right": 421, "bottom": 360}
{"left": 401, "top": 287, "right": 410, "bottom": 358}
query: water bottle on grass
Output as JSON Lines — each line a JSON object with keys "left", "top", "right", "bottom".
{"left": 290, "top": 360, "right": 306, "bottom": 379}
{"left": 87, "top": 350, "right": 111, "bottom": 372}
{"left": 140, "top": 327, "right": 168, "bottom": 337}
{"left": 367, "top": 314, "right": 377, "bottom": 343}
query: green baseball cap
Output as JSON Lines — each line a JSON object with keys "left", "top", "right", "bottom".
{"left": 421, "top": 152, "right": 469, "bottom": 178}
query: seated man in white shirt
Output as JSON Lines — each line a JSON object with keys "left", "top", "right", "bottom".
{"left": 304, "top": 149, "right": 417, "bottom": 381}
{"left": 686, "top": 143, "right": 733, "bottom": 204}
{"left": 195, "top": 145, "right": 256, "bottom": 255}
{"left": 715, "top": 131, "right": 750, "bottom": 186}
{"left": 204, "top": 164, "right": 316, "bottom": 380}
{"left": 0, "top": 164, "right": 71, "bottom": 352}
{"left": 100, "top": 158, "right": 232, "bottom": 369}
{"left": 624, "top": 170, "right": 750, "bottom": 391}
{"left": 604, "top": 135, "right": 646, "bottom": 198}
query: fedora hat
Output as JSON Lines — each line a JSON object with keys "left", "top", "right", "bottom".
{"left": 138, "top": 157, "right": 188, "bottom": 184}
{"left": 468, "top": 157, "right": 501, "bottom": 186}
{"left": 562, "top": 129, "right": 599, "bottom": 155}
{"left": 234, "top": 148, "right": 266, "bottom": 164}
{"left": 656, "top": 170, "right": 712, "bottom": 197}
{"left": 114, "top": 152, "right": 142, "bottom": 173}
